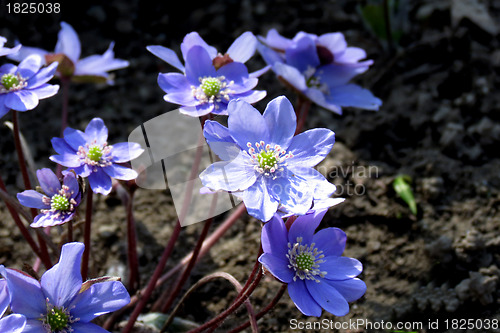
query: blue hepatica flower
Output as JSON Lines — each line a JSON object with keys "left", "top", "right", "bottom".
{"left": 0, "top": 54, "right": 59, "bottom": 118}
{"left": 0, "top": 36, "right": 21, "bottom": 57}
{"left": 259, "top": 210, "right": 366, "bottom": 317}
{"left": 147, "top": 32, "right": 266, "bottom": 117}
{"left": 258, "top": 29, "right": 382, "bottom": 114}
{"left": 49, "top": 117, "right": 144, "bottom": 195}
{"left": 199, "top": 96, "right": 337, "bottom": 222}
{"left": 0, "top": 279, "right": 26, "bottom": 333}
{"left": 0, "top": 242, "right": 130, "bottom": 332}
{"left": 17, "top": 168, "right": 81, "bottom": 228}
{"left": 9, "top": 22, "right": 129, "bottom": 84}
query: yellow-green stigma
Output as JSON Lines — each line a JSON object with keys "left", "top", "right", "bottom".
{"left": 1, "top": 73, "right": 19, "bottom": 90}
{"left": 51, "top": 194, "right": 70, "bottom": 211}
{"left": 46, "top": 307, "right": 70, "bottom": 331}
{"left": 87, "top": 145, "right": 103, "bottom": 162}
{"left": 296, "top": 253, "right": 315, "bottom": 271}
{"left": 201, "top": 77, "right": 222, "bottom": 97}
{"left": 257, "top": 150, "right": 278, "bottom": 171}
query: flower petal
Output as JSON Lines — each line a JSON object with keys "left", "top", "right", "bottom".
{"left": 85, "top": 118, "right": 108, "bottom": 145}
{"left": 49, "top": 153, "right": 82, "bottom": 168}
{"left": 327, "top": 84, "right": 382, "bottom": 111}
{"left": 324, "top": 278, "right": 366, "bottom": 302}
{"left": 55, "top": 22, "right": 81, "bottom": 63}
{"left": 164, "top": 90, "right": 198, "bottom": 107}
{"left": 16, "top": 190, "right": 47, "bottom": 209}
{"left": 305, "top": 278, "right": 349, "bottom": 316}
{"left": 63, "top": 127, "right": 88, "bottom": 151}
{"left": 261, "top": 214, "right": 288, "bottom": 256}
{"left": 226, "top": 31, "right": 257, "bottom": 63}
{"left": 286, "top": 128, "right": 335, "bottom": 168}
{"left": 51, "top": 137, "right": 75, "bottom": 155}
{"left": 288, "top": 209, "right": 327, "bottom": 245}
{"left": 5, "top": 90, "right": 39, "bottom": 111}
{"left": 312, "top": 227, "right": 346, "bottom": 257}
{"left": 16, "top": 54, "right": 42, "bottom": 80}
{"left": 36, "top": 168, "right": 61, "bottom": 197}
{"left": 242, "top": 177, "right": 279, "bottom": 222}
{"left": 321, "top": 257, "right": 363, "bottom": 280}
{"left": 227, "top": 99, "right": 270, "bottom": 150}
{"left": 157, "top": 72, "right": 191, "bottom": 93}
{"left": 111, "top": 142, "right": 144, "bottom": 163}
{"left": 29, "top": 83, "right": 59, "bottom": 99}
{"left": 0, "top": 279, "right": 10, "bottom": 317}
{"left": 30, "top": 211, "right": 66, "bottom": 228}
{"left": 41, "top": 242, "right": 84, "bottom": 308}
{"left": 258, "top": 253, "right": 293, "bottom": 283}
{"left": 272, "top": 62, "right": 307, "bottom": 92}
{"left": 102, "top": 164, "right": 138, "bottom": 181}
{"left": 63, "top": 172, "right": 80, "bottom": 198}
{"left": 268, "top": 172, "right": 313, "bottom": 216}
{"left": 287, "top": 279, "right": 322, "bottom": 317}
{"left": 75, "top": 42, "right": 129, "bottom": 76}
{"left": 147, "top": 45, "right": 185, "bottom": 72}
{"left": 184, "top": 46, "right": 216, "bottom": 84}
{"left": 260, "top": 29, "right": 293, "bottom": 51}
{"left": 262, "top": 95, "right": 296, "bottom": 148}
{"left": 180, "top": 32, "right": 217, "bottom": 61}
{"left": 70, "top": 281, "right": 130, "bottom": 323}
{"left": 316, "top": 32, "right": 347, "bottom": 57}
{"left": 285, "top": 36, "right": 320, "bottom": 73}
{"left": 0, "top": 266, "right": 46, "bottom": 318}
{"left": 199, "top": 153, "right": 257, "bottom": 192}
{"left": 88, "top": 169, "right": 112, "bottom": 195}
{"left": 0, "top": 314, "right": 26, "bottom": 333}
{"left": 71, "top": 322, "right": 110, "bottom": 333}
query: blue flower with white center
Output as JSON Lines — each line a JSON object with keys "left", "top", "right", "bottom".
{"left": 0, "top": 279, "right": 26, "bottom": 333}
{"left": 258, "top": 29, "right": 382, "bottom": 115}
{"left": 17, "top": 168, "right": 81, "bottom": 228}
{"left": 199, "top": 96, "right": 336, "bottom": 222}
{"left": 8, "top": 22, "right": 129, "bottom": 84}
{"left": 0, "top": 54, "right": 59, "bottom": 118}
{"left": 49, "top": 117, "right": 144, "bottom": 195}
{"left": 259, "top": 210, "right": 366, "bottom": 317}
{"left": 0, "top": 242, "right": 130, "bottom": 333}
{"left": 147, "top": 32, "right": 266, "bottom": 117}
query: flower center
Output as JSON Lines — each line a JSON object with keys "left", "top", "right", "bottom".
{"left": 287, "top": 237, "right": 327, "bottom": 282}
{"left": 87, "top": 145, "right": 103, "bottom": 162}
{"left": 246, "top": 141, "right": 293, "bottom": 178}
{"left": 0, "top": 73, "right": 26, "bottom": 93}
{"left": 45, "top": 306, "right": 70, "bottom": 331}
{"left": 51, "top": 194, "right": 70, "bottom": 211}
{"left": 201, "top": 77, "right": 222, "bottom": 97}
{"left": 191, "top": 76, "right": 234, "bottom": 109}
{"left": 304, "top": 66, "right": 329, "bottom": 94}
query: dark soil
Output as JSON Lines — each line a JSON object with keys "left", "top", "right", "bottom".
{"left": 1, "top": 0, "right": 500, "bottom": 332}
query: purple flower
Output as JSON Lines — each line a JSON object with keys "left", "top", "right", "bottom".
{"left": 0, "top": 242, "right": 130, "bottom": 332}
{"left": 147, "top": 32, "right": 266, "bottom": 117}
{"left": 258, "top": 29, "right": 382, "bottom": 114}
{"left": 0, "top": 54, "right": 59, "bottom": 118}
{"left": 49, "top": 117, "right": 144, "bottom": 195}
{"left": 199, "top": 96, "right": 336, "bottom": 221}
{"left": 0, "top": 36, "right": 21, "bottom": 57}
{"left": 17, "top": 168, "right": 81, "bottom": 228}
{"left": 259, "top": 211, "right": 366, "bottom": 317}
{"left": 0, "top": 280, "right": 26, "bottom": 333}
{"left": 9, "top": 22, "right": 129, "bottom": 84}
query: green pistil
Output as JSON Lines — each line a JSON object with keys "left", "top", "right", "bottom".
{"left": 87, "top": 145, "right": 103, "bottom": 162}
{"left": 51, "top": 194, "right": 70, "bottom": 211}
{"left": 296, "top": 253, "right": 315, "bottom": 271}
{"left": 258, "top": 150, "right": 277, "bottom": 170}
{"left": 1, "top": 73, "right": 19, "bottom": 90}
{"left": 201, "top": 78, "right": 221, "bottom": 97}
{"left": 46, "top": 307, "right": 70, "bottom": 331}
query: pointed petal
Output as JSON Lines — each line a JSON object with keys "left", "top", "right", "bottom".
{"left": 111, "top": 142, "right": 144, "bottom": 163}
{"left": 85, "top": 118, "right": 108, "bottom": 145}
{"left": 234, "top": 89, "right": 266, "bottom": 105}
{"left": 226, "top": 31, "right": 257, "bottom": 63}
{"left": 321, "top": 257, "right": 363, "bottom": 280}
{"left": 305, "top": 278, "right": 349, "bottom": 316}
{"left": 288, "top": 280, "right": 322, "bottom": 317}
{"left": 0, "top": 266, "right": 46, "bottom": 318}
{"left": 30, "top": 83, "right": 59, "bottom": 99}
{"left": 181, "top": 32, "right": 217, "bottom": 60}
{"left": 55, "top": 22, "right": 81, "bottom": 63}
{"left": 75, "top": 42, "right": 129, "bottom": 75}
{"left": 227, "top": 99, "right": 270, "bottom": 149}
{"left": 70, "top": 281, "right": 130, "bottom": 322}
{"left": 147, "top": 45, "right": 185, "bottom": 72}
{"left": 259, "top": 253, "right": 293, "bottom": 283}
{"left": 262, "top": 96, "right": 296, "bottom": 148}
{"left": 36, "top": 168, "right": 61, "bottom": 197}
{"left": 41, "top": 242, "right": 84, "bottom": 307}
{"left": 49, "top": 153, "right": 82, "bottom": 168}
{"left": 324, "top": 278, "right": 366, "bottom": 302}
{"left": 5, "top": 90, "right": 39, "bottom": 111}
{"left": 88, "top": 169, "right": 112, "bottom": 195}
{"left": 261, "top": 214, "right": 288, "bottom": 256}
{"left": 286, "top": 128, "right": 335, "bottom": 168}
{"left": 16, "top": 190, "right": 47, "bottom": 209}
{"left": 313, "top": 227, "right": 346, "bottom": 257}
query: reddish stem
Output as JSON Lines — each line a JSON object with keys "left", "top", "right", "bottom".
{"left": 126, "top": 191, "right": 140, "bottom": 292}
{"left": 81, "top": 184, "right": 93, "bottom": 280}
{"left": 295, "top": 97, "right": 312, "bottom": 135}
